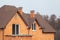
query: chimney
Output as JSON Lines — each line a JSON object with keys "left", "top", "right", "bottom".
{"left": 30, "top": 10, "right": 35, "bottom": 18}
{"left": 18, "top": 7, "right": 23, "bottom": 15}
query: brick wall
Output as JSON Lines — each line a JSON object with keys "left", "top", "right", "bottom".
{"left": 0, "top": 29, "right": 4, "bottom": 40}
{"left": 4, "top": 35, "right": 32, "bottom": 40}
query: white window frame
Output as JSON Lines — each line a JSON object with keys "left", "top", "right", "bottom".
{"left": 32, "top": 23, "right": 36, "bottom": 31}
{"left": 14, "top": 24, "right": 19, "bottom": 35}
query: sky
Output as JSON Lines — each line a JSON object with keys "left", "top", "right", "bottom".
{"left": 0, "top": 0, "right": 60, "bottom": 17}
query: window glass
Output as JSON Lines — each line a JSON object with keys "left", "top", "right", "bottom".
{"left": 16, "top": 25, "right": 19, "bottom": 34}
{"left": 12, "top": 24, "right": 19, "bottom": 35}
{"left": 32, "top": 23, "right": 36, "bottom": 30}
{"left": 12, "top": 24, "right": 15, "bottom": 34}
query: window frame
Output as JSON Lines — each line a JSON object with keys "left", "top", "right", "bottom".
{"left": 32, "top": 23, "right": 36, "bottom": 31}
{"left": 12, "top": 24, "right": 19, "bottom": 35}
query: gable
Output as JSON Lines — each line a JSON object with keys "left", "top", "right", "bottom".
{"left": 4, "top": 13, "right": 28, "bottom": 35}
{"left": 29, "top": 20, "right": 54, "bottom": 40}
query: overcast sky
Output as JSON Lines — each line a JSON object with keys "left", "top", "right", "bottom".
{"left": 0, "top": 0, "right": 60, "bottom": 17}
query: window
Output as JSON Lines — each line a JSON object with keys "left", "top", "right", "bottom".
{"left": 12, "top": 24, "right": 19, "bottom": 35}
{"left": 32, "top": 23, "right": 36, "bottom": 31}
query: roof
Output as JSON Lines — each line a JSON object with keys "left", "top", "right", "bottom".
{"left": 0, "top": 5, "right": 56, "bottom": 33}
{"left": 21, "top": 13, "right": 56, "bottom": 32}
{"left": 0, "top": 5, "right": 17, "bottom": 28}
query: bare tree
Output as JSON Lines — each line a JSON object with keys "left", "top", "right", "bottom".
{"left": 48, "top": 14, "right": 57, "bottom": 30}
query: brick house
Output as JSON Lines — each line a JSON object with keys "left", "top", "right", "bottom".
{"left": 0, "top": 5, "right": 56, "bottom": 40}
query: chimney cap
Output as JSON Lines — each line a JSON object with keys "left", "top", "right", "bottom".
{"left": 18, "top": 7, "right": 23, "bottom": 10}
{"left": 36, "top": 12, "right": 40, "bottom": 14}
{"left": 30, "top": 10, "right": 35, "bottom": 13}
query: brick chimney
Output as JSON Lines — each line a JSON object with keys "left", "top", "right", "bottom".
{"left": 18, "top": 7, "right": 23, "bottom": 15}
{"left": 30, "top": 10, "right": 35, "bottom": 18}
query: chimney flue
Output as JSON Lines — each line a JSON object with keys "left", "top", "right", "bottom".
{"left": 30, "top": 10, "right": 35, "bottom": 18}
